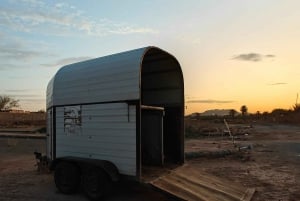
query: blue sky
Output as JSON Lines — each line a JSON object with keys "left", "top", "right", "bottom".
{"left": 0, "top": 0, "right": 299, "bottom": 113}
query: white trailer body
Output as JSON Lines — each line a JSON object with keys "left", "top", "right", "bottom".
{"left": 46, "top": 46, "right": 184, "bottom": 181}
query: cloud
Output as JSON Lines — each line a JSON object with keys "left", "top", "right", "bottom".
{"left": 20, "top": 98, "right": 45, "bottom": 103}
{"left": 0, "top": 93, "right": 44, "bottom": 104}
{"left": 0, "top": 1, "right": 158, "bottom": 37}
{"left": 18, "top": 98, "right": 46, "bottom": 103}
{"left": 187, "top": 99, "right": 235, "bottom": 104}
{"left": 232, "top": 53, "right": 275, "bottom": 62}
{"left": 268, "top": 82, "right": 287, "bottom": 86}
{"left": 0, "top": 91, "right": 41, "bottom": 98}
{"left": 18, "top": 0, "right": 44, "bottom": 6}
{"left": 232, "top": 53, "right": 262, "bottom": 62}
{"left": 10, "top": 94, "right": 41, "bottom": 98}
{"left": 0, "top": 63, "right": 19, "bottom": 70}
{"left": 0, "top": 1, "right": 158, "bottom": 69}
{"left": 7, "top": 75, "right": 30, "bottom": 79}
{"left": 0, "top": 89, "right": 44, "bottom": 102}
{"left": 0, "top": 34, "right": 55, "bottom": 63}
{"left": 265, "top": 54, "right": 275, "bottom": 58}
{"left": 0, "top": 46, "right": 42, "bottom": 61}
{"left": 4, "top": 89, "right": 33, "bottom": 92}
{"left": 42, "top": 56, "right": 92, "bottom": 67}
{"left": 55, "top": 3, "right": 66, "bottom": 9}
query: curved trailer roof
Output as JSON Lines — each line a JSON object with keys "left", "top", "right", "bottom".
{"left": 47, "top": 46, "right": 184, "bottom": 109}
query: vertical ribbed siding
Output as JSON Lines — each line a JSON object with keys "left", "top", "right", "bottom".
{"left": 55, "top": 103, "right": 136, "bottom": 176}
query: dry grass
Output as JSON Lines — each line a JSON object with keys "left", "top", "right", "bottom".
{"left": 0, "top": 112, "right": 45, "bottom": 128}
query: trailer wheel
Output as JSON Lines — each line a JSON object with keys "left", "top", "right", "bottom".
{"left": 54, "top": 162, "right": 80, "bottom": 194}
{"left": 82, "top": 167, "right": 112, "bottom": 200}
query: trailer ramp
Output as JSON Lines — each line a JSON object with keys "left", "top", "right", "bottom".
{"left": 150, "top": 165, "right": 255, "bottom": 201}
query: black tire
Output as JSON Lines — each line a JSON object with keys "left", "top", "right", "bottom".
{"left": 54, "top": 161, "right": 81, "bottom": 194}
{"left": 82, "top": 167, "right": 112, "bottom": 201}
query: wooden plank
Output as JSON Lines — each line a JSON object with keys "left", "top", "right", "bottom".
{"left": 175, "top": 166, "right": 245, "bottom": 198}
{"left": 173, "top": 173, "right": 242, "bottom": 201}
{"left": 150, "top": 165, "right": 255, "bottom": 201}
{"left": 154, "top": 178, "right": 203, "bottom": 201}
{"left": 164, "top": 175, "right": 234, "bottom": 201}
{"left": 241, "top": 188, "right": 256, "bottom": 201}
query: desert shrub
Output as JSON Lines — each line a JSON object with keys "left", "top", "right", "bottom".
{"left": 185, "top": 126, "right": 198, "bottom": 138}
{"left": 36, "top": 127, "right": 46, "bottom": 133}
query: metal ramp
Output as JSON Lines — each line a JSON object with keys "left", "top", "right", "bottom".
{"left": 150, "top": 165, "right": 255, "bottom": 201}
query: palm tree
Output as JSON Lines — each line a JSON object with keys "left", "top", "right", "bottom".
{"left": 293, "top": 104, "right": 300, "bottom": 113}
{"left": 240, "top": 105, "right": 248, "bottom": 116}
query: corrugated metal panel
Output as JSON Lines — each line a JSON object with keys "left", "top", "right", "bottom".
{"left": 46, "top": 76, "right": 54, "bottom": 108}
{"left": 47, "top": 47, "right": 146, "bottom": 108}
{"left": 55, "top": 103, "right": 136, "bottom": 176}
{"left": 143, "top": 89, "right": 182, "bottom": 105}
{"left": 141, "top": 49, "right": 184, "bottom": 106}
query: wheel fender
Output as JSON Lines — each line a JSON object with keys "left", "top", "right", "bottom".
{"left": 93, "top": 160, "right": 120, "bottom": 182}
{"left": 50, "top": 157, "right": 120, "bottom": 182}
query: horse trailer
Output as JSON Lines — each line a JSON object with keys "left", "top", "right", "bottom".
{"left": 45, "top": 46, "right": 184, "bottom": 200}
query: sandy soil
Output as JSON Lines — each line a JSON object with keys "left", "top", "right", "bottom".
{"left": 0, "top": 123, "right": 300, "bottom": 201}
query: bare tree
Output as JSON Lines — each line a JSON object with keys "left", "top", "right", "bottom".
{"left": 0, "top": 95, "right": 20, "bottom": 111}
{"left": 240, "top": 105, "right": 248, "bottom": 116}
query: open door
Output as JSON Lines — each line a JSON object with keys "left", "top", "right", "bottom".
{"left": 141, "top": 106, "right": 164, "bottom": 166}
{"left": 141, "top": 48, "right": 185, "bottom": 165}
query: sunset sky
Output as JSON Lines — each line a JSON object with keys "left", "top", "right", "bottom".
{"left": 0, "top": 0, "right": 299, "bottom": 114}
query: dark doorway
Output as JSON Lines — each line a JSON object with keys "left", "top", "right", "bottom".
{"left": 141, "top": 106, "right": 164, "bottom": 166}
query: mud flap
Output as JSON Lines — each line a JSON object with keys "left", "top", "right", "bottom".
{"left": 149, "top": 165, "right": 255, "bottom": 201}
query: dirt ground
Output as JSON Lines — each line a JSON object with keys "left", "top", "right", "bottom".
{"left": 0, "top": 138, "right": 171, "bottom": 201}
{"left": 0, "top": 123, "right": 300, "bottom": 201}
{"left": 186, "top": 124, "right": 300, "bottom": 201}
